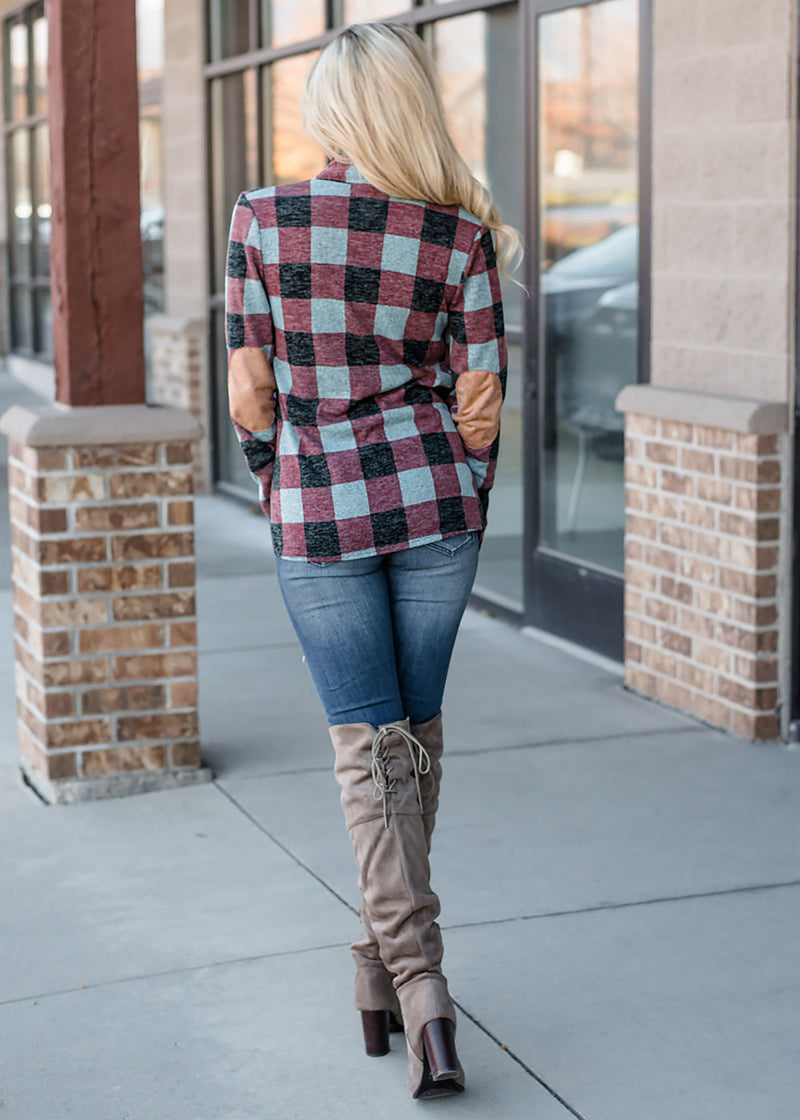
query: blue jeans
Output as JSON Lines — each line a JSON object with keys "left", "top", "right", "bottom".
{"left": 276, "top": 533, "right": 479, "bottom": 727}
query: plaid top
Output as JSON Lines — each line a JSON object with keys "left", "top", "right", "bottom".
{"left": 225, "top": 159, "right": 507, "bottom": 562}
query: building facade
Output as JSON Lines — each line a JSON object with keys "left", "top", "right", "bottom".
{"left": 1, "top": 0, "right": 798, "bottom": 741}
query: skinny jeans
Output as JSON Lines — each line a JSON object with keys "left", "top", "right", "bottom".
{"left": 275, "top": 532, "right": 479, "bottom": 727}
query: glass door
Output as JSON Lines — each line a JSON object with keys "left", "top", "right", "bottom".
{"left": 525, "top": 0, "right": 646, "bottom": 658}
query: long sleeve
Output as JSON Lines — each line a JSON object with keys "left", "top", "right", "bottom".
{"left": 225, "top": 192, "right": 277, "bottom": 516}
{"left": 446, "top": 227, "right": 508, "bottom": 527}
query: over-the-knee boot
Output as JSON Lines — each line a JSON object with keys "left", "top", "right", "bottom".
{"left": 349, "top": 713, "right": 444, "bottom": 1017}
{"left": 329, "top": 719, "right": 464, "bottom": 1097}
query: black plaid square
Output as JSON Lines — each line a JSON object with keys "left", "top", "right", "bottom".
{"left": 276, "top": 196, "right": 312, "bottom": 227}
{"left": 346, "top": 334, "right": 380, "bottom": 366}
{"left": 411, "top": 276, "right": 445, "bottom": 313}
{"left": 404, "top": 381, "right": 432, "bottom": 407}
{"left": 371, "top": 507, "right": 408, "bottom": 549}
{"left": 279, "top": 263, "right": 312, "bottom": 299}
{"left": 241, "top": 440, "right": 275, "bottom": 473}
{"left": 420, "top": 209, "right": 459, "bottom": 248}
{"left": 270, "top": 523, "right": 283, "bottom": 553}
{"left": 448, "top": 310, "right": 466, "bottom": 345}
{"left": 421, "top": 432, "right": 454, "bottom": 465}
{"left": 359, "top": 442, "right": 396, "bottom": 479}
{"left": 403, "top": 339, "right": 429, "bottom": 367}
{"left": 227, "top": 240, "right": 247, "bottom": 280}
{"left": 479, "top": 228, "right": 497, "bottom": 269}
{"left": 304, "top": 520, "right": 341, "bottom": 559}
{"left": 493, "top": 301, "right": 505, "bottom": 337}
{"left": 298, "top": 454, "right": 331, "bottom": 488}
{"left": 285, "top": 395, "right": 319, "bottom": 427}
{"left": 227, "top": 311, "right": 245, "bottom": 350}
{"left": 437, "top": 497, "right": 468, "bottom": 534}
{"left": 345, "top": 265, "right": 381, "bottom": 305}
{"left": 285, "top": 331, "right": 316, "bottom": 366}
{"left": 347, "top": 398, "right": 381, "bottom": 420}
{"left": 349, "top": 197, "right": 389, "bottom": 233}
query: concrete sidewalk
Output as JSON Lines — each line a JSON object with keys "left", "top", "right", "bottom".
{"left": 1, "top": 374, "right": 799, "bottom": 1119}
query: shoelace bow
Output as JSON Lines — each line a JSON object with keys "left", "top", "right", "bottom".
{"left": 370, "top": 724, "right": 431, "bottom": 829}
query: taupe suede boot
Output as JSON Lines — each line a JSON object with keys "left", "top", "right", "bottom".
{"left": 349, "top": 712, "right": 444, "bottom": 1016}
{"left": 329, "top": 719, "right": 464, "bottom": 1097}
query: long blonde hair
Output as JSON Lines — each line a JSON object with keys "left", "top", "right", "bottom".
{"left": 302, "top": 21, "right": 522, "bottom": 280}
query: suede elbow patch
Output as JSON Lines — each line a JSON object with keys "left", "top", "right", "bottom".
{"left": 228, "top": 347, "right": 277, "bottom": 433}
{"left": 453, "top": 369, "right": 502, "bottom": 452}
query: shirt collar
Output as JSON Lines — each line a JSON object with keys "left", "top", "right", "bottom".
{"left": 315, "top": 159, "right": 371, "bottom": 186}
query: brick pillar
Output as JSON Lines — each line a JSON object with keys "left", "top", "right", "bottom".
{"left": 147, "top": 315, "right": 210, "bottom": 492}
{"left": 0, "top": 403, "right": 211, "bottom": 803}
{"left": 616, "top": 385, "right": 790, "bottom": 741}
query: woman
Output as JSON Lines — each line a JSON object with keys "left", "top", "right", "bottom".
{"left": 225, "top": 21, "right": 520, "bottom": 1100}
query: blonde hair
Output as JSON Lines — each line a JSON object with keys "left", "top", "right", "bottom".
{"left": 302, "top": 21, "right": 522, "bottom": 280}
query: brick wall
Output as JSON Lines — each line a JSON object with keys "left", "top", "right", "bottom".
{"left": 5, "top": 412, "right": 209, "bottom": 801}
{"left": 623, "top": 411, "right": 786, "bottom": 739}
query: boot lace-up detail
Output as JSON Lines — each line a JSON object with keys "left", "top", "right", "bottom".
{"left": 370, "top": 724, "right": 431, "bottom": 828}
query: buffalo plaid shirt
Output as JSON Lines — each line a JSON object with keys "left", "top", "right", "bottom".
{"left": 225, "top": 159, "right": 507, "bottom": 562}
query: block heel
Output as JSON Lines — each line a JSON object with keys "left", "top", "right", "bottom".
{"left": 361, "top": 1009, "right": 390, "bottom": 1056}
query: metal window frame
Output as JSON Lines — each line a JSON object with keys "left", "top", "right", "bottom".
{"left": 514, "top": 0, "right": 651, "bottom": 657}
{"left": 790, "top": 35, "right": 800, "bottom": 737}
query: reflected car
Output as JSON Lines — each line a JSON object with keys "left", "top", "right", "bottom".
{"left": 541, "top": 224, "right": 638, "bottom": 447}
{"left": 558, "top": 280, "right": 639, "bottom": 462}
{"left": 541, "top": 222, "right": 638, "bottom": 334}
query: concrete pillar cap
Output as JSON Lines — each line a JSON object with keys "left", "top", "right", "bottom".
{"left": 0, "top": 403, "right": 204, "bottom": 448}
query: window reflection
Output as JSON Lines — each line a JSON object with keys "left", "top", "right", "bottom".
{"left": 538, "top": 0, "right": 638, "bottom": 575}
{"left": 270, "top": 53, "right": 324, "bottom": 185}
{"left": 33, "top": 123, "right": 50, "bottom": 277}
{"left": 434, "top": 15, "right": 487, "bottom": 187}
{"left": 433, "top": 7, "right": 525, "bottom": 608}
{"left": 32, "top": 13, "right": 46, "bottom": 115}
{"left": 7, "top": 19, "right": 29, "bottom": 121}
{"left": 266, "top": 1, "right": 324, "bottom": 48}
{"left": 10, "top": 129, "right": 31, "bottom": 278}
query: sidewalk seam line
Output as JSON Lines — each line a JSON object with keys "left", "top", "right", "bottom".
{"left": 0, "top": 939, "right": 353, "bottom": 1008}
{"left": 444, "top": 877, "right": 800, "bottom": 932}
{"left": 454, "top": 1000, "right": 588, "bottom": 1120}
{"left": 213, "top": 779, "right": 360, "bottom": 917}
{"left": 209, "top": 723, "right": 697, "bottom": 781}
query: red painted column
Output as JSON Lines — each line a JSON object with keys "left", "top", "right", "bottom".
{"left": 47, "top": 0, "right": 146, "bottom": 406}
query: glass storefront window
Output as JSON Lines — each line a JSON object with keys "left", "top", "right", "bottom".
{"left": 210, "top": 70, "right": 259, "bottom": 284}
{"left": 538, "top": 0, "right": 638, "bottom": 576}
{"left": 10, "top": 288, "right": 34, "bottom": 352}
{"left": 32, "top": 11, "right": 46, "bottom": 115}
{"left": 265, "top": 1, "right": 325, "bottom": 48}
{"left": 269, "top": 52, "right": 324, "bottom": 185}
{"left": 4, "top": 0, "right": 166, "bottom": 359}
{"left": 6, "top": 19, "right": 28, "bottom": 121}
{"left": 432, "top": 5, "right": 524, "bottom": 608}
{"left": 208, "top": 0, "right": 251, "bottom": 62}
{"left": 10, "top": 129, "right": 32, "bottom": 278}
{"left": 33, "top": 123, "right": 50, "bottom": 277}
